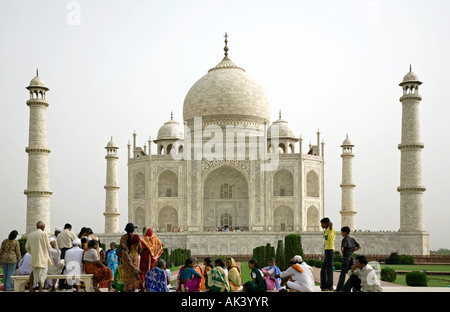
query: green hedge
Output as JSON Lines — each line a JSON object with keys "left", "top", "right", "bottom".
{"left": 406, "top": 271, "right": 427, "bottom": 287}
{"left": 381, "top": 267, "right": 397, "bottom": 282}
{"left": 333, "top": 262, "right": 341, "bottom": 270}
{"left": 385, "top": 252, "right": 415, "bottom": 265}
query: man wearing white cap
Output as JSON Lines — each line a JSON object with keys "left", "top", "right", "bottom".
{"left": 64, "top": 238, "right": 84, "bottom": 292}
{"left": 276, "top": 256, "right": 315, "bottom": 292}
{"left": 47, "top": 237, "right": 65, "bottom": 291}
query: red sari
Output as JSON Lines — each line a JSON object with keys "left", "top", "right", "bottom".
{"left": 140, "top": 227, "right": 163, "bottom": 283}
{"left": 120, "top": 233, "right": 142, "bottom": 291}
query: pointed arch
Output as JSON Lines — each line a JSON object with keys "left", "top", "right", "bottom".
{"left": 273, "top": 205, "right": 294, "bottom": 232}
{"left": 158, "top": 170, "right": 178, "bottom": 197}
{"left": 273, "top": 168, "right": 293, "bottom": 196}
{"left": 134, "top": 172, "right": 145, "bottom": 199}
{"left": 203, "top": 164, "right": 249, "bottom": 231}
{"left": 306, "top": 205, "right": 320, "bottom": 231}
{"left": 306, "top": 170, "right": 320, "bottom": 197}
{"left": 134, "top": 207, "right": 145, "bottom": 231}
{"left": 158, "top": 205, "right": 178, "bottom": 232}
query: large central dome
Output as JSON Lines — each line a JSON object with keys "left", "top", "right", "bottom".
{"left": 183, "top": 37, "right": 271, "bottom": 126}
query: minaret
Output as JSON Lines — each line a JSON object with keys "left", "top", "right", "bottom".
{"left": 398, "top": 66, "right": 426, "bottom": 232}
{"left": 104, "top": 137, "right": 120, "bottom": 234}
{"left": 24, "top": 70, "right": 52, "bottom": 234}
{"left": 340, "top": 135, "right": 356, "bottom": 231}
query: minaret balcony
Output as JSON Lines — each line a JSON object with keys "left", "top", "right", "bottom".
{"left": 26, "top": 99, "right": 49, "bottom": 107}
{"left": 399, "top": 94, "right": 422, "bottom": 102}
{"left": 398, "top": 142, "right": 424, "bottom": 150}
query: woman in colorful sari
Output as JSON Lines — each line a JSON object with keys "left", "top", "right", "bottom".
{"left": 139, "top": 227, "right": 164, "bottom": 285}
{"left": 145, "top": 259, "right": 169, "bottom": 292}
{"left": 225, "top": 257, "right": 242, "bottom": 291}
{"left": 82, "top": 239, "right": 115, "bottom": 292}
{"left": 176, "top": 257, "right": 202, "bottom": 292}
{"left": 243, "top": 259, "right": 267, "bottom": 292}
{"left": 205, "top": 258, "right": 231, "bottom": 292}
{"left": 193, "top": 257, "right": 206, "bottom": 291}
{"left": 106, "top": 243, "right": 119, "bottom": 278}
{"left": 120, "top": 223, "right": 143, "bottom": 292}
{"left": 262, "top": 258, "right": 282, "bottom": 290}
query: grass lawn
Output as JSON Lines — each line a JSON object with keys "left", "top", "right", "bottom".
{"left": 381, "top": 264, "right": 450, "bottom": 287}
{"left": 382, "top": 264, "right": 450, "bottom": 272}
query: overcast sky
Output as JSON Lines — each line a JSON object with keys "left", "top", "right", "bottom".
{"left": 1, "top": 0, "right": 449, "bottom": 251}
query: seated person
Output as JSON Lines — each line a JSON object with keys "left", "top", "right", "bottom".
{"left": 145, "top": 259, "right": 169, "bottom": 292}
{"left": 343, "top": 255, "right": 383, "bottom": 292}
{"left": 178, "top": 258, "right": 202, "bottom": 292}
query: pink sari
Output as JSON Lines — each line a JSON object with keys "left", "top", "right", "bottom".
{"left": 176, "top": 266, "right": 201, "bottom": 292}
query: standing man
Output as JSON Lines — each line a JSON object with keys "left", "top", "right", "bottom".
{"left": 26, "top": 221, "right": 52, "bottom": 292}
{"left": 56, "top": 223, "right": 78, "bottom": 259}
{"left": 56, "top": 223, "right": 78, "bottom": 289}
{"left": 336, "top": 226, "right": 361, "bottom": 291}
{"left": 320, "top": 217, "right": 335, "bottom": 291}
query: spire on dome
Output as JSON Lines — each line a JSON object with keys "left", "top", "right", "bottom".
{"left": 224, "top": 32, "right": 229, "bottom": 57}
{"left": 208, "top": 32, "right": 245, "bottom": 72}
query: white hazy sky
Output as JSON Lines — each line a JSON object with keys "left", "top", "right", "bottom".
{"left": 1, "top": 0, "right": 449, "bottom": 251}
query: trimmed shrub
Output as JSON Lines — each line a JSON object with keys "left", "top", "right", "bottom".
{"left": 381, "top": 267, "right": 397, "bottom": 282}
{"left": 399, "top": 255, "right": 414, "bottom": 265}
{"left": 275, "top": 240, "right": 286, "bottom": 271}
{"left": 305, "top": 259, "right": 315, "bottom": 266}
{"left": 160, "top": 248, "right": 171, "bottom": 268}
{"left": 385, "top": 252, "right": 400, "bottom": 264}
{"left": 333, "top": 262, "right": 341, "bottom": 271}
{"left": 18, "top": 238, "right": 27, "bottom": 257}
{"left": 284, "top": 234, "right": 303, "bottom": 269}
{"left": 252, "top": 246, "right": 266, "bottom": 267}
{"left": 405, "top": 271, "right": 427, "bottom": 287}
{"left": 334, "top": 251, "right": 343, "bottom": 263}
{"left": 314, "top": 260, "right": 323, "bottom": 268}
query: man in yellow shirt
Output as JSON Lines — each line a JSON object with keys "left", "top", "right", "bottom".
{"left": 320, "top": 217, "right": 335, "bottom": 291}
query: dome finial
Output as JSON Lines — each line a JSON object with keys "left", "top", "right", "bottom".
{"left": 279, "top": 109, "right": 281, "bottom": 119}
{"left": 170, "top": 110, "right": 173, "bottom": 120}
{"left": 36, "top": 68, "right": 39, "bottom": 77}
{"left": 410, "top": 64, "right": 412, "bottom": 72}
{"left": 224, "top": 32, "right": 229, "bottom": 57}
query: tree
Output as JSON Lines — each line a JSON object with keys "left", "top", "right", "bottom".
{"left": 284, "top": 234, "right": 303, "bottom": 268}
{"left": 275, "top": 240, "right": 286, "bottom": 271}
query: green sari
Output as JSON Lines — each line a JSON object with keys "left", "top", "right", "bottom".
{"left": 243, "top": 267, "right": 267, "bottom": 292}
{"left": 206, "top": 266, "right": 231, "bottom": 292}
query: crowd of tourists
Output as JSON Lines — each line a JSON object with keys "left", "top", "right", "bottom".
{"left": 0, "top": 217, "right": 382, "bottom": 292}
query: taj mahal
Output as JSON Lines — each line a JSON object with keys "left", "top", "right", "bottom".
{"left": 23, "top": 35, "right": 429, "bottom": 256}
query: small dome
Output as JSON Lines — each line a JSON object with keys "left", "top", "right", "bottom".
{"left": 402, "top": 71, "right": 419, "bottom": 83}
{"left": 267, "top": 113, "right": 297, "bottom": 139}
{"left": 27, "top": 71, "right": 49, "bottom": 90}
{"left": 157, "top": 115, "right": 184, "bottom": 140}
{"left": 399, "top": 66, "right": 422, "bottom": 86}
{"left": 106, "top": 137, "right": 118, "bottom": 148}
{"left": 341, "top": 135, "right": 353, "bottom": 147}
